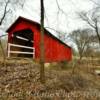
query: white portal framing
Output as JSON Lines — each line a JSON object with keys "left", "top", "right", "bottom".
{"left": 8, "top": 43, "right": 35, "bottom": 58}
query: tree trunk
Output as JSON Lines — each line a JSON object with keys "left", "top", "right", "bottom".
{"left": 79, "top": 49, "right": 83, "bottom": 60}
{"left": 40, "top": 0, "right": 45, "bottom": 83}
{"left": 79, "top": 53, "right": 83, "bottom": 60}
{"left": 95, "top": 22, "right": 100, "bottom": 45}
{"left": 0, "top": 38, "right": 6, "bottom": 63}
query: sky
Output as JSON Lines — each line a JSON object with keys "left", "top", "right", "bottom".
{"left": 0, "top": 0, "right": 95, "bottom": 33}
{"left": 15, "top": 0, "right": 95, "bottom": 47}
{"left": 15, "top": 0, "right": 94, "bottom": 34}
{"left": 0, "top": 0, "right": 96, "bottom": 46}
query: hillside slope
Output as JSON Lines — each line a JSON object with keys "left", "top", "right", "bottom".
{"left": 0, "top": 58, "right": 100, "bottom": 100}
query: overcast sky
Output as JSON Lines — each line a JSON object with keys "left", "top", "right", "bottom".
{"left": 0, "top": 0, "right": 98, "bottom": 40}
{"left": 0, "top": 0, "right": 96, "bottom": 34}
{"left": 14, "top": 0, "right": 95, "bottom": 34}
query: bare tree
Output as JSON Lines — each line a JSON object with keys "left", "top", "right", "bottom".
{"left": 78, "top": 9, "right": 100, "bottom": 45}
{"left": 89, "top": 0, "right": 100, "bottom": 6}
{"left": 40, "top": 0, "right": 45, "bottom": 83}
{"left": 70, "top": 29, "right": 92, "bottom": 60}
{"left": 0, "top": 0, "right": 25, "bottom": 26}
{"left": 55, "top": 0, "right": 68, "bottom": 40}
{"left": 0, "top": 0, "right": 25, "bottom": 65}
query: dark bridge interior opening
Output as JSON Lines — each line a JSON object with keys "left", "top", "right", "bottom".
{"left": 11, "top": 28, "right": 34, "bottom": 58}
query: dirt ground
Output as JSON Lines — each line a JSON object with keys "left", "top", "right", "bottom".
{"left": 0, "top": 57, "right": 100, "bottom": 100}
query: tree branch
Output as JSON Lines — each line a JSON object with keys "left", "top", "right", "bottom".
{"left": 0, "top": 0, "right": 10, "bottom": 25}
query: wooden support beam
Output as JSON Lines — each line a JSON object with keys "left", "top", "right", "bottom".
{"left": 9, "top": 43, "right": 34, "bottom": 49}
{"left": 10, "top": 51, "right": 34, "bottom": 55}
{"left": 13, "top": 35, "right": 34, "bottom": 43}
{"left": 7, "top": 43, "right": 35, "bottom": 58}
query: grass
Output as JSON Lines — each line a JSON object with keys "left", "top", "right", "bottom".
{"left": 0, "top": 57, "right": 100, "bottom": 100}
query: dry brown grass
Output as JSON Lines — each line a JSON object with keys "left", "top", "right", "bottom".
{"left": 0, "top": 58, "right": 100, "bottom": 100}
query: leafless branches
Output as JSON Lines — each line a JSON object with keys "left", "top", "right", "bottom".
{"left": 70, "top": 29, "right": 94, "bottom": 60}
{"left": 78, "top": 10, "right": 100, "bottom": 45}
{"left": 0, "top": 0, "right": 25, "bottom": 67}
{"left": 0, "top": 0, "right": 25, "bottom": 26}
{"left": 0, "top": 0, "right": 10, "bottom": 25}
{"left": 89, "top": 0, "right": 100, "bottom": 6}
{"left": 54, "top": 0, "right": 68, "bottom": 41}
{"left": 56, "top": 0, "right": 68, "bottom": 17}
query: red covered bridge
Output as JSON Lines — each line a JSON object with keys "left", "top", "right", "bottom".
{"left": 7, "top": 16, "right": 72, "bottom": 62}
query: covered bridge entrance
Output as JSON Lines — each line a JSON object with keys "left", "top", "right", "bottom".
{"left": 8, "top": 28, "right": 35, "bottom": 58}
